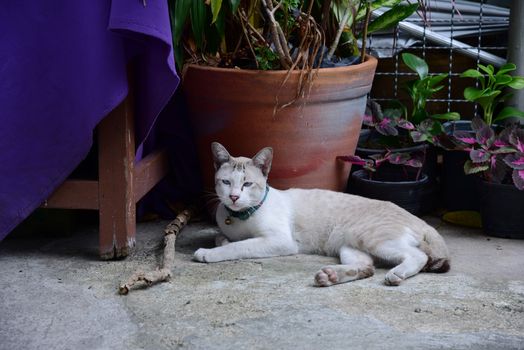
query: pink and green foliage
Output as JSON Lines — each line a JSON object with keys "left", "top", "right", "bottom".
{"left": 337, "top": 150, "right": 423, "bottom": 180}
{"left": 363, "top": 98, "right": 456, "bottom": 150}
{"left": 453, "top": 117, "right": 524, "bottom": 190}
{"left": 362, "top": 108, "right": 414, "bottom": 137}
{"left": 503, "top": 129, "right": 524, "bottom": 190}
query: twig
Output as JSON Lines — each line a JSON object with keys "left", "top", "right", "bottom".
{"left": 238, "top": 9, "right": 259, "bottom": 69}
{"left": 240, "top": 8, "right": 268, "bottom": 45}
{"left": 118, "top": 208, "right": 193, "bottom": 295}
{"left": 261, "top": 0, "right": 292, "bottom": 69}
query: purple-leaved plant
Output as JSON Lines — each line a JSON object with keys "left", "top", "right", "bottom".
{"left": 337, "top": 150, "right": 423, "bottom": 181}
{"left": 453, "top": 117, "right": 524, "bottom": 190}
{"left": 362, "top": 108, "right": 414, "bottom": 137}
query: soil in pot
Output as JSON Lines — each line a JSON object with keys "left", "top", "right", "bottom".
{"left": 348, "top": 169, "right": 429, "bottom": 216}
{"left": 478, "top": 180, "right": 524, "bottom": 239}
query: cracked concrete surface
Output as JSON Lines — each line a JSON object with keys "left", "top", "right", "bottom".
{"left": 1, "top": 216, "right": 524, "bottom": 350}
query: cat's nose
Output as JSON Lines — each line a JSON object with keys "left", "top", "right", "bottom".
{"left": 229, "top": 195, "right": 239, "bottom": 203}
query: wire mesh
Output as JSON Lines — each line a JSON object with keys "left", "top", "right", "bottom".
{"left": 368, "top": 0, "right": 508, "bottom": 119}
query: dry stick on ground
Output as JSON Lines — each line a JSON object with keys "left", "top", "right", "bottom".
{"left": 118, "top": 208, "right": 193, "bottom": 295}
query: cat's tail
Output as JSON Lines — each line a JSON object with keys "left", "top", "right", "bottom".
{"left": 420, "top": 227, "right": 450, "bottom": 273}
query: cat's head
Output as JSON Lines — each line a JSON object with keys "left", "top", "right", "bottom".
{"left": 211, "top": 142, "right": 273, "bottom": 211}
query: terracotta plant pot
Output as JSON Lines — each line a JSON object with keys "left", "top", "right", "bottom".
{"left": 182, "top": 56, "right": 378, "bottom": 192}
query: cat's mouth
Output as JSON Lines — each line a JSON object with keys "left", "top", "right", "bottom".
{"left": 226, "top": 202, "right": 244, "bottom": 211}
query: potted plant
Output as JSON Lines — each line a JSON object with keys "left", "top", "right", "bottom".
{"left": 337, "top": 150, "right": 428, "bottom": 215}
{"left": 344, "top": 52, "right": 459, "bottom": 214}
{"left": 442, "top": 62, "right": 524, "bottom": 212}
{"left": 452, "top": 117, "right": 524, "bottom": 238}
{"left": 168, "top": 0, "right": 420, "bottom": 192}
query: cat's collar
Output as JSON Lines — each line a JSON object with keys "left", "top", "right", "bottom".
{"left": 224, "top": 186, "right": 269, "bottom": 224}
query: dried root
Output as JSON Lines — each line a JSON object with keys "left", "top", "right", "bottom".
{"left": 118, "top": 208, "right": 193, "bottom": 295}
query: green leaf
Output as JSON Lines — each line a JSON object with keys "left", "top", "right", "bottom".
{"left": 432, "top": 112, "right": 460, "bottom": 121}
{"left": 464, "top": 160, "right": 489, "bottom": 175}
{"left": 204, "top": 7, "right": 221, "bottom": 54}
{"left": 475, "top": 90, "right": 501, "bottom": 113}
{"left": 461, "top": 69, "right": 484, "bottom": 79}
{"left": 494, "top": 106, "right": 524, "bottom": 122}
{"left": 495, "top": 63, "right": 516, "bottom": 76}
{"left": 214, "top": 4, "right": 225, "bottom": 39}
{"left": 210, "top": 0, "right": 223, "bottom": 24}
{"left": 367, "top": 3, "right": 419, "bottom": 35}
{"left": 356, "top": 0, "right": 403, "bottom": 21}
{"left": 171, "top": 0, "right": 192, "bottom": 45}
{"left": 492, "top": 147, "right": 517, "bottom": 154}
{"left": 402, "top": 53, "right": 428, "bottom": 80}
{"left": 478, "top": 64, "right": 495, "bottom": 76}
{"left": 463, "top": 87, "right": 484, "bottom": 102}
{"left": 410, "top": 131, "right": 428, "bottom": 143}
{"left": 412, "top": 108, "right": 429, "bottom": 125}
{"left": 190, "top": 0, "right": 207, "bottom": 49}
{"left": 229, "top": 0, "right": 240, "bottom": 13}
{"left": 430, "top": 120, "right": 445, "bottom": 135}
{"left": 427, "top": 73, "right": 447, "bottom": 88}
{"left": 508, "top": 76, "right": 524, "bottom": 90}
{"left": 495, "top": 74, "right": 513, "bottom": 86}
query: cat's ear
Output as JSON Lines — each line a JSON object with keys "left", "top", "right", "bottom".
{"left": 252, "top": 147, "right": 273, "bottom": 177}
{"left": 211, "top": 142, "right": 231, "bottom": 169}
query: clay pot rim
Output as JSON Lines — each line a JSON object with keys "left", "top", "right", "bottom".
{"left": 183, "top": 55, "right": 378, "bottom": 76}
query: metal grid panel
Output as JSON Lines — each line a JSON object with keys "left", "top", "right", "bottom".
{"left": 368, "top": 0, "right": 509, "bottom": 119}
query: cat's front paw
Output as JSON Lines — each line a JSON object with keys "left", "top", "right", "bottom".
{"left": 193, "top": 248, "right": 220, "bottom": 263}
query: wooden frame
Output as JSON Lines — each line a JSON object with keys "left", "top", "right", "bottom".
{"left": 42, "top": 96, "right": 169, "bottom": 259}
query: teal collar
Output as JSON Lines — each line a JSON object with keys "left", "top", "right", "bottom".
{"left": 225, "top": 186, "right": 269, "bottom": 222}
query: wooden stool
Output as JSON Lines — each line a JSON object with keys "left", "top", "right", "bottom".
{"left": 42, "top": 96, "right": 168, "bottom": 259}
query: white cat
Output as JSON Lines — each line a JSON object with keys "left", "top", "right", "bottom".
{"left": 194, "top": 142, "right": 450, "bottom": 286}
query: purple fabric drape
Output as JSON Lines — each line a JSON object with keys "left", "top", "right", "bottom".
{"left": 0, "top": 1, "right": 180, "bottom": 241}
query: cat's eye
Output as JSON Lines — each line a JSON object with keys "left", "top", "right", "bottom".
{"left": 243, "top": 182, "right": 253, "bottom": 187}
{"left": 221, "top": 179, "right": 231, "bottom": 185}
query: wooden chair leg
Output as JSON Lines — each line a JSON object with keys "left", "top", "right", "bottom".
{"left": 97, "top": 98, "right": 136, "bottom": 259}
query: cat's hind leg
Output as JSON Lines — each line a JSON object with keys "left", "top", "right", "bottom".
{"left": 374, "top": 234, "right": 428, "bottom": 286}
{"left": 314, "top": 246, "right": 374, "bottom": 287}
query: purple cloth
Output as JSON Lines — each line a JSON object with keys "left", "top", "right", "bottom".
{"left": 0, "top": 1, "right": 180, "bottom": 241}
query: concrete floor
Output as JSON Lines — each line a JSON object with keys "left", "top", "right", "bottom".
{"left": 1, "top": 215, "right": 524, "bottom": 350}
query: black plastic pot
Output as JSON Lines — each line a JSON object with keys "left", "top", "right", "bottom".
{"left": 349, "top": 169, "right": 429, "bottom": 216}
{"left": 442, "top": 121, "right": 479, "bottom": 211}
{"left": 479, "top": 180, "right": 524, "bottom": 239}
{"left": 350, "top": 129, "right": 438, "bottom": 214}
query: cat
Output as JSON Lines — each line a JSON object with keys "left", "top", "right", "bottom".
{"left": 193, "top": 142, "right": 450, "bottom": 286}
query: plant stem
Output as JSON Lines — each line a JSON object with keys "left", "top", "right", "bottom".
{"left": 326, "top": 5, "right": 351, "bottom": 61}
{"left": 416, "top": 148, "right": 426, "bottom": 181}
{"left": 238, "top": 9, "right": 259, "bottom": 69}
{"left": 261, "top": 0, "right": 292, "bottom": 69}
{"left": 360, "top": 2, "right": 372, "bottom": 63}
